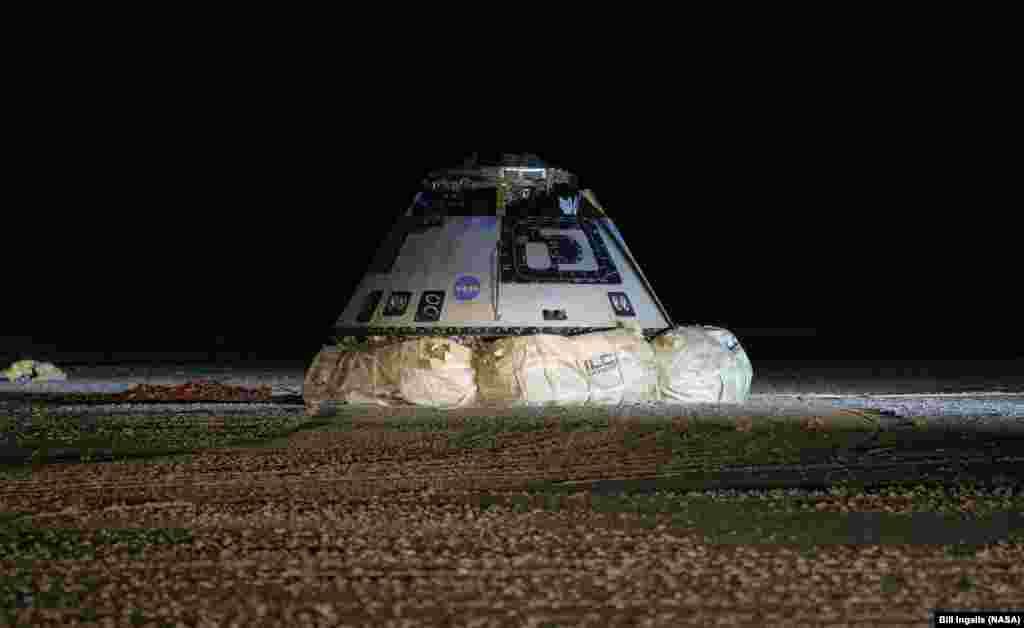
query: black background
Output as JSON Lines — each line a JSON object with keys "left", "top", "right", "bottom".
{"left": 5, "top": 39, "right": 1019, "bottom": 365}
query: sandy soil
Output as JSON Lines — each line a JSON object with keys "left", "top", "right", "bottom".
{"left": 3, "top": 360, "right": 1023, "bottom": 626}
{"left": 2, "top": 409, "right": 1022, "bottom": 626}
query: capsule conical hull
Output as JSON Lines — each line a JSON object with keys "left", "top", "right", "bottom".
{"left": 333, "top": 154, "right": 673, "bottom": 339}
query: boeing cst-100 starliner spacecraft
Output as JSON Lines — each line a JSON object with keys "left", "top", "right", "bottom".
{"left": 307, "top": 153, "right": 752, "bottom": 410}
{"left": 333, "top": 152, "right": 674, "bottom": 340}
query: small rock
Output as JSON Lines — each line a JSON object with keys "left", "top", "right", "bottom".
{"left": 14, "top": 590, "right": 34, "bottom": 608}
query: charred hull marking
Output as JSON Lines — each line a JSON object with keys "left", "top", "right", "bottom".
{"left": 331, "top": 326, "right": 670, "bottom": 340}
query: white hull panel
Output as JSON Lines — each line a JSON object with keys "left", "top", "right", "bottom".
{"left": 336, "top": 215, "right": 670, "bottom": 336}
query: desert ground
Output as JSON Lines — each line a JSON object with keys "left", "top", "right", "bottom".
{"left": 1, "top": 359, "right": 1022, "bottom": 627}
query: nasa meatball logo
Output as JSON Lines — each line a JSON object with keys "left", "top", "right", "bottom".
{"left": 454, "top": 275, "right": 481, "bottom": 301}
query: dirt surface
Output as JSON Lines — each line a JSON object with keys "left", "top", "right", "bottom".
{"left": 0, "top": 363, "right": 306, "bottom": 397}
{"left": 1, "top": 410, "right": 1022, "bottom": 626}
{"left": 2, "top": 361, "right": 1023, "bottom": 626}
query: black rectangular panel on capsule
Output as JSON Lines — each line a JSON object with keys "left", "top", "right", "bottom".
{"left": 608, "top": 292, "right": 635, "bottom": 317}
{"left": 414, "top": 291, "right": 446, "bottom": 322}
{"left": 383, "top": 291, "right": 413, "bottom": 316}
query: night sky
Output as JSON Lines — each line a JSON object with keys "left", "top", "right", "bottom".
{"left": 7, "top": 71, "right": 1019, "bottom": 364}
